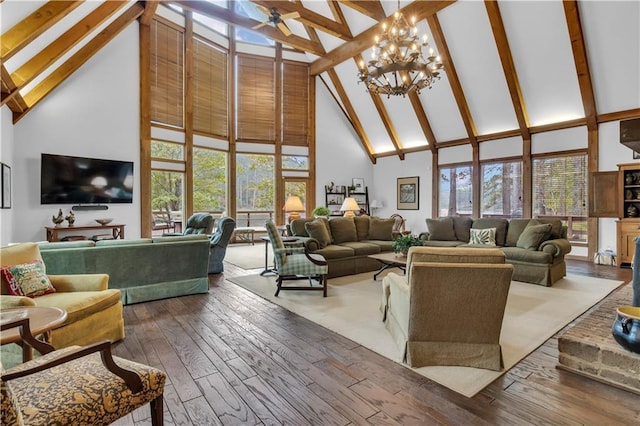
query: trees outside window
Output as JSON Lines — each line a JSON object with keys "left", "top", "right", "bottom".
{"left": 439, "top": 165, "right": 473, "bottom": 217}
{"left": 193, "top": 147, "right": 227, "bottom": 214}
{"left": 236, "top": 154, "right": 274, "bottom": 226}
{"left": 481, "top": 160, "right": 523, "bottom": 218}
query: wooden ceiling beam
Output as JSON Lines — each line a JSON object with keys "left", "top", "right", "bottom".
{"left": 337, "top": 0, "right": 387, "bottom": 22}
{"left": 427, "top": 14, "right": 477, "bottom": 148}
{"left": 140, "top": 0, "right": 160, "bottom": 26}
{"left": 597, "top": 108, "right": 640, "bottom": 123}
{"left": 563, "top": 0, "right": 598, "bottom": 131}
{"left": 484, "top": 0, "right": 530, "bottom": 141}
{"left": 325, "top": 68, "right": 376, "bottom": 164}
{"left": 1, "top": 64, "right": 28, "bottom": 115}
{"left": 252, "top": 1, "right": 352, "bottom": 40}
{"left": 10, "top": 1, "right": 128, "bottom": 89}
{"left": 16, "top": 3, "right": 144, "bottom": 123}
{"left": 1, "top": 1, "right": 83, "bottom": 62}
{"left": 529, "top": 118, "right": 587, "bottom": 134}
{"left": 173, "top": 1, "right": 325, "bottom": 56}
{"left": 310, "top": 1, "right": 455, "bottom": 75}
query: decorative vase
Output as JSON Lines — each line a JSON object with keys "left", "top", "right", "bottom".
{"left": 626, "top": 174, "right": 635, "bottom": 185}
{"left": 627, "top": 205, "right": 639, "bottom": 217}
{"left": 612, "top": 306, "right": 640, "bottom": 354}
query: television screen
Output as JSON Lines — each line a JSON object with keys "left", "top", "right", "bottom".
{"left": 41, "top": 153, "right": 134, "bottom": 204}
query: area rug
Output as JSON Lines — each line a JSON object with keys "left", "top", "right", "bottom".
{"left": 224, "top": 242, "right": 273, "bottom": 270}
{"left": 227, "top": 271, "right": 623, "bottom": 397}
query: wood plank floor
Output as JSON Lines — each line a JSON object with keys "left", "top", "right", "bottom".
{"left": 112, "top": 260, "right": 639, "bottom": 426}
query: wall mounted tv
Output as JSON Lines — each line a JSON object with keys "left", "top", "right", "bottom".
{"left": 41, "top": 153, "right": 134, "bottom": 205}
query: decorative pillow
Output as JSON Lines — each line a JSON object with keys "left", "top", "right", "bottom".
{"left": 367, "top": 218, "right": 395, "bottom": 241}
{"left": 0, "top": 260, "right": 56, "bottom": 298}
{"left": 329, "top": 217, "right": 358, "bottom": 244}
{"left": 426, "top": 217, "right": 457, "bottom": 241}
{"left": 305, "top": 220, "right": 332, "bottom": 248}
{"left": 516, "top": 223, "right": 552, "bottom": 250}
{"left": 469, "top": 228, "right": 497, "bottom": 246}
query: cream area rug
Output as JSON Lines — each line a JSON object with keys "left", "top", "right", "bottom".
{"left": 225, "top": 242, "right": 273, "bottom": 270}
{"left": 227, "top": 271, "right": 623, "bottom": 398}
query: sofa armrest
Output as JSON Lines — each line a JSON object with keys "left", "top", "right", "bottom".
{"left": 48, "top": 274, "right": 109, "bottom": 292}
{"left": 539, "top": 238, "right": 572, "bottom": 257}
{"left": 385, "top": 273, "right": 411, "bottom": 332}
{"left": 302, "top": 238, "right": 321, "bottom": 252}
{"left": 418, "top": 232, "right": 430, "bottom": 241}
{"left": 0, "top": 294, "right": 37, "bottom": 308}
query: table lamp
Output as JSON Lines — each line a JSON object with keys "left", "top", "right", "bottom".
{"left": 340, "top": 197, "right": 360, "bottom": 218}
{"left": 370, "top": 200, "right": 384, "bottom": 212}
{"left": 283, "top": 195, "right": 304, "bottom": 222}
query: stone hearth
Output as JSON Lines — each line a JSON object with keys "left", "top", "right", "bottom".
{"left": 558, "top": 284, "right": 640, "bottom": 395}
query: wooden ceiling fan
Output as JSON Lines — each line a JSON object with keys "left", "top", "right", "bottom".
{"left": 251, "top": 6, "right": 300, "bottom": 36}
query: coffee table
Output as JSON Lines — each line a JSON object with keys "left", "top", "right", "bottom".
{"left": 368, "top": 252, "right": 407, "bottom": 281}
{"left": 1, "top": 306, "right": 67, "bottom": 362}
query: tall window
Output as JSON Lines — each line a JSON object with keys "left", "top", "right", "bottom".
{"left": 439, "top": 165, "right": 473, "bottom": 217}
{"left": 150, "top": 20, "right": 184, "bottom": 128}
{"left": 236, "top": 154, "right": 274, "bottom": 226}
{"left": 193, "top": 38, "right": 228, "bottom": 138}
{"left": 236, "top": 55, "right": 276, "bottom": 142}
{"left": 193, "top": 147, "right": 227, "bottom": 213}
{"left": 481, "top": 160, "right": 523, "bottom": 218}
{"left": 533, "top": 153, "right": 588, "bottom": 242}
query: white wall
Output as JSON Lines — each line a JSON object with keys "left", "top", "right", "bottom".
{"left": 0, "top": 106, "right": 15, "bottom": 245}
{"left": 11, "top": 23, "right": 140, "bottom": 243}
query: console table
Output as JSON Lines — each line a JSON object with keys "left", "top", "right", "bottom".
{"left": 45, "top": 224, "right": 125, "bottom": 242}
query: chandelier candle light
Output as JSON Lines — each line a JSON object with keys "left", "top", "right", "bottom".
{"left": 358, "top": 1, "right": 444, "bottom": 97}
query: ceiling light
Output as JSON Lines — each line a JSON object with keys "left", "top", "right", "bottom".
{"left": 357, "top": 1, "right": 444, "bottom": 97}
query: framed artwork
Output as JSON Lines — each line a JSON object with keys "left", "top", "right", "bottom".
{"left": 1, "top": 163, "right": 10, "bottom": 209}
{"left": 397, "top": 176, "right": 419, "bottom": 210}
{"left": 352, "top": 178, "right": 365, "bottom": 192}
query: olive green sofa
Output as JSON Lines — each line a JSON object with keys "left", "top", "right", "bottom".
{"left": 37, "top": 234, "right": 211, "bottom": 305}
{"left": 419, "top": 217, "right": 572, "bottom": 286}
{"left": 288, "top": 216, "right": 396, "bottom": 278}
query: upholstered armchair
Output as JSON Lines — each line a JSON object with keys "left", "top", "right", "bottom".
{"left": 0, "top": 243, "right": 124, "bottom": 351}
{"left": 164, "top": 213, "right": 215, "bottom": 236}
{"left": 1, "top": 316, "right": 166, "bottom": 425}
{"left": 265, "top": 220, "right": 329, "bottom": 297}
{"left": 381, "top": 246, "right": 513, "bottom": 371}
{"left": 208, "top": 216, "right": 236, "bottom": 274}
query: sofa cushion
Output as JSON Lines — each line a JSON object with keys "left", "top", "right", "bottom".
{"left": 311, "top": 244, "right": 356, "bottom": 260}
{"left": 426, "top": 217, "right": 456, "bottom": 241}
{"left": 505, "top": 219, "right": 531, "bottom": 247}
{"left": 32, "top": 289, "right": 122, "bottom": 325}
{"left": 368, "top": 218, "right": 395, "bottom": 241}
{"left": 289, "top": 218, "right": 313, "bottom": 237}
{"left": 450, "top": 216, "right": 473, "bottom": 243}
{"left": 469, "top": 228, "right": 497, "bottom": 246}
{"left": 360, "top": 240, "right": 395, "bottom": 252}
{"left": 421, "top": 240, "right": 466, "bottom": 248}
{"left": 329, "top": 217, "right": 358, "bottom": 244}
{"left": 1, "top": 260, "right": 56, "bottom": 298}
{"left": 305, "top": 219, "right": 332, "bottom": 248}
{"left": 354, "top": 216, "right": 370, "bottom": 241}
{"left": 340, "top": 242, "right": 381, "bottom": 256}
{"left": 472, "top": 218, "right": 508, "bottom": 246}
{"left": 39, "top": 241, "right": 96, "bottom": 250}
{"left": 516, "top": 223, "right": 552, "bottom": 250}
{"left": 96, "top": 238, "right": 153, "bottom": 246}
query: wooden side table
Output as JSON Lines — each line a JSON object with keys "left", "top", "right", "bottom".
{"left": 0, "top": 307, "right": 67, "bottom": 362}
{"left": 45, "top": 224, "right": 125, "bottom": 242}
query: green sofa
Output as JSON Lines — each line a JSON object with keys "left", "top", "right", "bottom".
{"left": 38, "top": 235, "right": 210, "bottom": 305}
{"left": 288, "top": 216, "right": 396, "bottom": 278}
{"left": 419, "top": 217, "right": 572, "bottom": 286}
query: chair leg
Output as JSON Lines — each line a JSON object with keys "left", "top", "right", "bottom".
{"left": 150, "top": 394, "right": 164, "bottom": 426}
{"left": 275, "top": 277, "right": 282, "bottom": 297}
{"left": 322, "top": 275, "right": 327, "bottom": 297}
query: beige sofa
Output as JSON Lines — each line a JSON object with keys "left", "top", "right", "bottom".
{"left": 288, "top": 216, "right": 396, "bottom": 278}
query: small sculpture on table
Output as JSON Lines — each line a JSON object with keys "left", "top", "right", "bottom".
{"left": 65, "top": 210, "right": 75, "bottom": 226}
{"left": 52, "top": 209, "right": 64, "bottom": 227}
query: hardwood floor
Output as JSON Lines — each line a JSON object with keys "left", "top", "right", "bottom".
{"left": 112, "top": 260, "right": 638, "bottom": 425}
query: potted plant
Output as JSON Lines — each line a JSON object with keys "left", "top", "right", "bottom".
{"left": 392, "top": 234, "right": 422, "bottom": 256}
{"left": 312, "top": 206, "right": 330, "bottom": 218}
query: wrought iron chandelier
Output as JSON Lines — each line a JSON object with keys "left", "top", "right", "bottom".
{"left": 357, "top": 1, "right": 444, "bottom": 97}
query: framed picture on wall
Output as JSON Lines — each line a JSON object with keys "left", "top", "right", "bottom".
{"left": 1, "top": 163, "right": 11, "bottom": 209}
{"left": 397, "top": 176, "right": 419, "bottom": 210}
{"left": 352, "top": 178, "right": 365, "bottom": 192}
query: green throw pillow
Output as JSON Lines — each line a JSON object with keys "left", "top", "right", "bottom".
{"left": 516, "top": 223, "right": 552, "bottom": 250}
{"left": 368, "top": 218, "right": 395, "bottom": 241}
{"left": 469, "top": 228, "right": 496, "bottom": 246}
{"left": 305, "top": 219, "right": 332, "bottom": 248}
{"left": 426, "top": 217, "right": 457, "bottom": 241}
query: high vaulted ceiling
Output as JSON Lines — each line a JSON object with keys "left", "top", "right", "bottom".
{"left": 2, "top": 1, "right": 639, "bottom": 162}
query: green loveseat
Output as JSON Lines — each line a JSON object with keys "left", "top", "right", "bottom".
{"left": 419, "top": 217, "right": 572, "bottom": 286}
{"left": 288, "top": 216, "right": 396, "bottom": 278}
{"left": 38, "top": 235, "right": 210, "bottom": 305}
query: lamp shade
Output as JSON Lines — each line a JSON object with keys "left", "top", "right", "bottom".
{"left": 370, "top": 200, "right": 384, "bottom": 209}
{"left": 283, "top": 196, "right": 304, "bottom": 212}
{"left": 340, "top": 197, "right": 360, "bottom": 218}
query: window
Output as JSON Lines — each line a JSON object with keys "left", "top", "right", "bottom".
{"left": 236, "top": 55, "right": 276, "bottom": 142}
{"left": 282, "top": 155, "right": 308, "bottom": 170}
{"left": 151, "top": 170, "right": 183, "bottom": 234}
{"left": 439, "top": 165, "right": 473, "bottom": 217}
{"left": 151, "top": 20, "right": 184, "bottom": 128}
{"left": 233, "top": 1, "right": 275, "bottom": 46}
{"left": 151, "top": 140, "right": 183, "bottom": 161}
{"left": 282, "top": 61, "right": 309, "bottom": 145}
{"left": 533, "top": 153, "right": 588, "bottom": 242}
{"left": 236, "top": 154, "right": 274, "bottom": 226}
{"left": 193, "top": 147, "right": 227, "bottom": 213}
{"left": 481, "top": 160, "right": 523, "bottom": 218}
{"left": 193, "top": 38, "right": 228, "bottom": 138}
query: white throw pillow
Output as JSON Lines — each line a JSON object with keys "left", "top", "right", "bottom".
{"left": 469, "top": 228, "right": 497, "bottom": 246}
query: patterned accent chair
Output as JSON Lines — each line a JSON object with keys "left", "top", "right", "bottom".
{"left": 163, "top": 213, "right": 215, "bottom": 236}
{"left": 1, "top": 317, "right": 166, "bottom": 425}
{"left": 265, "top": 221, "right": 329, "bottom": 297}
{"left": 208, "top": 216, "right": 237, "bottom": 274}
{"left": 390, "top": 213, "right": 406, "bottom": 239}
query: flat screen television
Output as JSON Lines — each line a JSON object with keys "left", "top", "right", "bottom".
{"left": 41, "top": 153, "right": 134, "bottom": 205}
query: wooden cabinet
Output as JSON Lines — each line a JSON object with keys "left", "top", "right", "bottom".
{"left": 325, "top": 185, "right": 346, "bottom": 216}
{"left": 616, "top": 163, "right": 640, "bottom": 268}
{"left": 588, "top": 171, "right": 618, "bottom": 217}
{"left": 347, "top": 186, "right": 370, "bottom": 215}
